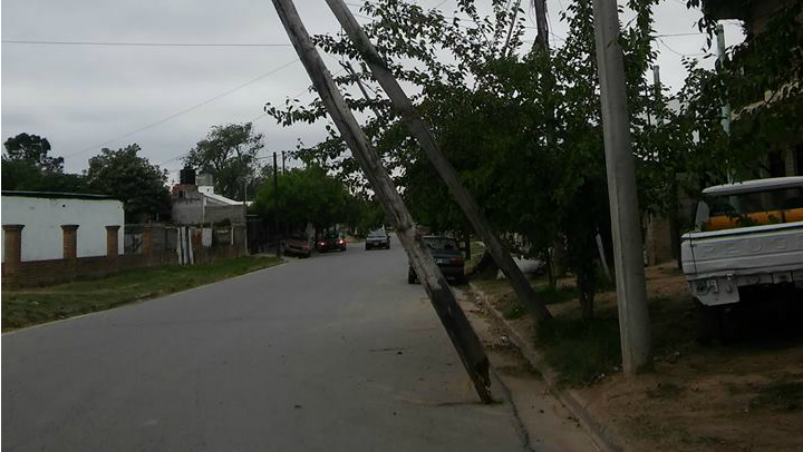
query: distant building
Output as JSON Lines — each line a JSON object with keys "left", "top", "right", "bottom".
{"left": 1, "top": 191, "right": 124, "bottom": 262}
{"left": 701, "top": 0, "right": 798, "bottom": 37}
{"left": 171, "top": 168, "right": 246, "bottom": 226}
{"left": 702, "top": 0, "right": 802, "bottom": 177}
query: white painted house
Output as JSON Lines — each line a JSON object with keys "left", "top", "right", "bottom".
{"left": 1, "top": 191, "right": 124, "bottom": 262}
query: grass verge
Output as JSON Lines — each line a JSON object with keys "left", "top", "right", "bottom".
{"left": 2, "top": 255, "right": 282, "bottom": 331}
{"left": 536, "top": 312, "right": 623, "bottom": 386}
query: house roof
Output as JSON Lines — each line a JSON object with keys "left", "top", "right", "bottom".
{"left": 702, "top": 176, "right": 803, "bottom": 196}
{"left": 1, "top": 190, "right": 119, "bottom": 201}
{"left": 202, "top": 192, "right": 245, "bottom": 206}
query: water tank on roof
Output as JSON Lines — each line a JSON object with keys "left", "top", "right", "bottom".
{"left": 180, "top": 167, "right": 196, "bottom": 185}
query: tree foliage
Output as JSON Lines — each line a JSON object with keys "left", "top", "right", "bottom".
{"left": 264, "top": 0, "right": 800, "bottom": 319}
{"left": 253, "top": 165, "right": 357, "bottom": 234}
{"left": 184, "top": 123, "right": 265, "bottom": 200}
{"left": 86, "top": 144, "right": 172, "bottom": 223}
{"left": 2, "top": 133, "right": 89, "bottom": 192}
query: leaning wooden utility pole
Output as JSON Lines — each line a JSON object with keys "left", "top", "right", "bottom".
{"left": 532, "top": 0, "right": 550, "bottom": 51}
{"left": 325, "top": 0, "right": 553, "bottom": 324}
{"left": 271, "top": 0, "right": 493, "bottom": 403}
{"left": 591, "top": 0, "right": 651, "bottom": 375}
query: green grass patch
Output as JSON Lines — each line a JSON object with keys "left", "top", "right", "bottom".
{"left": 536, "top": 313, "right": 622, "bottom": 387}
{"left": 501, "top": 296, "right": 528, "bottom": 320}
{"left": 471, "top": 277, "right": 511, "bottom": 297}
{"left": 2, "top": 256, "right": 282, "bottom": 331}
{"left": 534, "top": 284, "right": 578, "bottom": 304}
{"left": 500, "top": 285, "right": 579, "bottom": 320}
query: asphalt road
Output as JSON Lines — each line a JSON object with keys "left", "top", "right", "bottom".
{"left": 3, "top": 242, "right": 534, "bottom": 451}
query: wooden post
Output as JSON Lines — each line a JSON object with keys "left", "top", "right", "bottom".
{"left": 592, "top": 0, "right": 652, "bottom": 374}
{"left": 532, "top": 0, "right": 550, "bottom": 51}
{"left": 324, "top": 0, "right": 553, "bottom": 324}
{"left": 271, "top": 0, "right": 493, "bottom": 403}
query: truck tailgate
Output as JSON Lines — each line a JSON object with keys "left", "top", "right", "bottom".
{"left": 684, "top": 222, "right": 803, "bottom": 277}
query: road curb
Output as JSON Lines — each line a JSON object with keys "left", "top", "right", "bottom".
{"left": 469, "top": 282, "right": 638, "bottom": 452}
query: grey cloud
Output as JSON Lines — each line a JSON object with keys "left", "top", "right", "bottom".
{"left": 2, "top": 0, "right": 744, "bottom": 174}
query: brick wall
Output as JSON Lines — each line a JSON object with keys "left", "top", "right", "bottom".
{"left": 645, "top": 215, "right": 675, "bottom": 266}
{"left": 2, "top": 223, "right": 245, "bottom": 287}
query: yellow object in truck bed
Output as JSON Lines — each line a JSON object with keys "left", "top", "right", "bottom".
{"left": 703, "top": 209, "right": 802, "bottom": 231}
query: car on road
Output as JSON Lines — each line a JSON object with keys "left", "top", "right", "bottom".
{"left": 316, "top": 233, "right": 347, "bottom": 252}
{"left": 365, "top": 228, "right": 391, "bottom": 250}
{"left": 408, "top": 235, "right": 466, "bottom": 285}
{"left": 285, "top": 234, "right": 313, "bottom": 258}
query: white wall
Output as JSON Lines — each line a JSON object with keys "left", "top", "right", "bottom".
{"left": 2, "top": 195, "right": 124, "bottom": 262}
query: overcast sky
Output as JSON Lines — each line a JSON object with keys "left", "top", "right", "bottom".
{"left": 1, "top": 0, "right": 745, "bottom": 179}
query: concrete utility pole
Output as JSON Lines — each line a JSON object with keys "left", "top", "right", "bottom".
{"left": 273, "top": 152, "right": 281, "bottom": 257}
{"left": 271, "top": 0, "right": 493, "bottom": 403}
{"left": 591, "top": 0, "right": 652, "bottom": 375}
{"left": 243, "top": 177, "right": 249, "bottom": 255}
{"left": 716, "top": 24, "right": 731, "bottom": 137}
{"left": 282, "top": 150, "right": 287, "bottom": 173}
{"left": 325, "top": 0, "right": 553, "bottom": 324}
{"left": 652, "top": 65, "right": 661, "bottom": 111}
{"left": 715, "top": 25, "right": 736, "bottom": 183}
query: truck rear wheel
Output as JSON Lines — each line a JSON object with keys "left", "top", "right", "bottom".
{"left": 696, "top": 302, "right": 736, "bottom": 345}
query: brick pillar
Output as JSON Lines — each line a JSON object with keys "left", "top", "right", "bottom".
{"left": 61, "top": 225, "right": 79, "bottom": 260}
{"left": 106, "top": 225, "right": 121, "bottom": 262}
{"left": 62, "top": 224, "right": 79, "bottom": 280}
{"left": 3, "top": 225, "right": 24, "bottom": 285}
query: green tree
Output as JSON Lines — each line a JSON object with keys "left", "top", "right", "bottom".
{"left": 86, "top": 144, "right": 171, "bottom": 223}
{"left": 2, "top": 133, "right": 89, "bottom": 192}
{"left": 253, "top": 165, "right": 354, "bottom": 236}
{"left": 3, "top": 133, "right": 62, "bottom": 173}
{"left": 267, "top": 0, "right": 783, "bottom": 320}
{"left": 184, "top": 123, "right": 264, "bottom": 200}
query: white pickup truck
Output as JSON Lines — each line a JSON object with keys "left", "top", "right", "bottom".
{"left": 681, "top": 176, "right": 803, "bottom": 308}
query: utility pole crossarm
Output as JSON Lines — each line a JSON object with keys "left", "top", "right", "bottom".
{"left": 325, "top": 0, "right": 553, "bottom": 324}
{"left": 271, "top": 0, "right": 493, "bottom": 403}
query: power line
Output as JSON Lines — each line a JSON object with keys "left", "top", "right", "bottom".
{"left": 2, "top": 39, "right": 293, "bottom": 48}
{"left": 160, "top": 67, "right": 348, "bottom": 168}
{"left": 656, "top": 37, "right": 707, "bottom": 57}
{"left": 64, "top": 58, "right": 300, "bottom": 159}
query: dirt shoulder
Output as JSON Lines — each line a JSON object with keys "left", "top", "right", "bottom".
{"left": 469, "top": 264, "right": 803, "bottom": 452}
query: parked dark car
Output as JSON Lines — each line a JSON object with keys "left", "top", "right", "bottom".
{"left": 408, "top": 235, "right": 466, "bottom": 285}
{"left": 285, "top": 234, "right": 313, "bottom": 258}
{"left": 316, "top": 233, "right": 347, "bottom": 252}
{"left": 365, "top": 228, "right": 391, "bottom": 250}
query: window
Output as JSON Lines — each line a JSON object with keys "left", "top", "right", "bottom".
{"left": 697, "top": 186, "right": 803, "bottom": 230}
{"left": 707, "top": 188, "right": 803, "bottom": 217}
{"left": 796, "top": 144, "right": 803, "bottom": 176}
